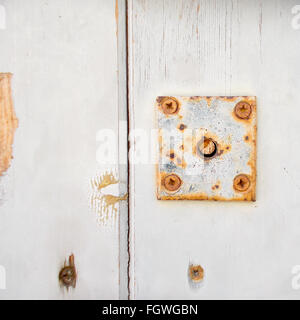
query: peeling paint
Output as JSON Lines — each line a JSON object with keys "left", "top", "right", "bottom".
{"left": 91, "top": 171, "right": 119, "bottom": 191}
{"left": 90, "top": 171, "right": 127, "bottom": 227}
{"left": 91, "top": 193, "right": 127, "bottom": 226}
{"left": 0, "top": 73, "right": 18, "bottom": 176}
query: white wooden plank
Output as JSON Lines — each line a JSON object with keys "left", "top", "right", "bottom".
{"left": 128, "top": 0, "right": 300, "bottom": 299}
{"left": 0, "top": 0, "right": 127, "bottom": 299}
{"left": 116, "top": 0, "right": 129, "bottom": 300}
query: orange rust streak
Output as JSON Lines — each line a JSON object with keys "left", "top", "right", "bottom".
{"left": 159, "top": 192, "right": 254, "bottom": 201}
{"left": 211, "top": 181, "right": 221, "bottom": 191}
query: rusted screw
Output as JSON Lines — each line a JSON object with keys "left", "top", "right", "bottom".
{"left": 59, "top": 267, "right": 76, "bottom": 286}
{"left": 198, "top": 137, "right": 217, "bottom": 158}
{"left": 189, "top": 265, "right": 204, "bottom": 283}
{"left": 234, "top": 101, "right": 252, "bottom": 119}
{"left": 161, "top": 97, "right": 179, "bottom": 115}
{"left": 59, "top": 254, "right": 76, "bottom": 289}
{"left": 233, "top": 174, "right": 251, "bottom": 192}
{"left": 163, "top": 174, "right": 182, "bottom": 192}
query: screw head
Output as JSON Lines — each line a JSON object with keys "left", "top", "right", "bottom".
{"left": 233, "top": 174, "right": 251, "bottom": 192}
{"left": 198, "top": 137, "right": 217, "bottom": 158}
{"left": 59, "top": 266, "right": 76, "bottom": 287}
{"left": 59, "top": 254, "right": 76, "bottom": 288}
{"left": 161, "top": 97, "right": 179, "bottom": 115}
{"left": 234, "top": 101, "right": 252, "bottom": 119}
{"left": 189, "top": 265, "right": 204, "bottom": 283}
{"left": 163, "top": 174, "right": 182, "bottom": 192}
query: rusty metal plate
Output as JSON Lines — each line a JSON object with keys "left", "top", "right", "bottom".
{"left": 156, "top": 96, "right": 257, "bottom": 201}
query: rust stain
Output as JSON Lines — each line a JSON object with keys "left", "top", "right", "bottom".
{"left": 159, "top": 193, "right": 253, "bottom": 201}
{"left": 205, "top": 96, "right": 214, "bottom": 107}
{"left": 189, "top": 264, "right": 204, "bottom": 283}
{"left": 178, "top": 158, "right": 187, "bottom": 168}
{"left": 156, "top": 96, "right": 165, "bottom": 104}
{"left": 158, "top": 130, "right": 163, "bottom": 154}
{"left": 218, "top": 96, "right": 239, "bottom": 102}
{"left": 191, "top": 96, "right": 204, "bottom": 101}
{"left": 187, "top": 96, "right": 214, "bottom": 106}
{"left": 186, "top": 96, "right": 240, "bottom": 106}
{"left": 178, "top": 123, "right": 187, "bottom": 131}
{"left": 246, "top": 136, "right": 257, "bottom": 201}
{"left": 244, "top": 132, "right": 253, "bottom": 143}
{"left": 168, "top": 149, "right": 175, "bottom": 160}
{"left": 0, "top": 73, "right": 18, "bottom": 176}
{"left": 212, "top": 181, "right": 221, "bottom": 191}
{"left": 165, "top": 150, "right": 186, "bottom": 168}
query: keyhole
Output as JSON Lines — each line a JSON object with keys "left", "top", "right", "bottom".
{"left": 198, "top": 137, "right": 217, "bottom": 158}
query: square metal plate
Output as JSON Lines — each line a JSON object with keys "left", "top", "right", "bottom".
{"left": 156, "top": 96, "right": 257, "bottom": 201}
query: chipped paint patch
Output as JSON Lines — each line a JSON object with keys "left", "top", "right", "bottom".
{"left": 0, "top": 73, "right": 18, "bottom": 176}
{"left": 91, "top": 171, "right": 119, "bottom": 191}
{"left": 90, "top": 170, "right": 127, "bottom": 227}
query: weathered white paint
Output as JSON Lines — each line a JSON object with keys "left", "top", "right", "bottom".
{"left": 0, "top": 0, "right": 127, "bottom": 299}
{"left": 128, "top": 0, "right": 300, "bottom": 299}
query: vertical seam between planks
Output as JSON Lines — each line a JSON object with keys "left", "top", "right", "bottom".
{"left": 127, "top": 0, "right": 135, "bottom": 300}
{"left": 125, "top": 0, "right": 130, "bottom": 300}
{"left": 125, "top": 0, "right": 133, "bottom": 300}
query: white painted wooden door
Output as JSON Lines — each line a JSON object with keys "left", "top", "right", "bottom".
{"left": 0, "top": 0, "right": 127, "bottom": 299}
{"left": 127, "top": 0, "right": 300, "bottom": 299}
{"left": 1, "top": 0, "right": 300, "bottom": 301}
